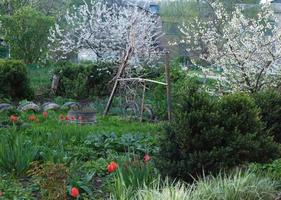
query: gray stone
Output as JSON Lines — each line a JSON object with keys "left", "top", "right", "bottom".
{"left": 0, "top": 103, "right": 13, "bottom": 112}
{"left": 18, "top": 102, "right": 40, "bottom": 112}
{"left": 61, "top": 102, "right": 79, "bottom": 110}
{"left": 42, "top": 102, "right": 60, "bottom": 111}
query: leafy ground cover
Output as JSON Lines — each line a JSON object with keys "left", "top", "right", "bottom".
{"left": 0, "top": 110, "right": 162, "bottom": 199}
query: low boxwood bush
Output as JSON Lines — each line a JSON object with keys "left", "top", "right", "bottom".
{"left": 158, "top": 80, "right": 280, "bottom": 182}
{"left": 0, "top": 59, "right": 33, "bottom": 99}
{"left": 53, "top": 61, "right": 115, "bottom": 98}
{"left": 253, "top": 90, "right": 281, "bottom": 144}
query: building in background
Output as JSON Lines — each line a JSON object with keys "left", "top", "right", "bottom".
{"left": 272, "top": 0, "right": 281, "bottom": 27}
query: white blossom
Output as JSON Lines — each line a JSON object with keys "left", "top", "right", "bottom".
{"left": 49, "top": 0, "right": 163, "bottom": 67}
{"left": 180, "top": 1, "right": 281, "bottom": 92}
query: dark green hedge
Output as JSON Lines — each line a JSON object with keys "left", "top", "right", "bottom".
{"left": 158, "top": 80, "right": 280, "bottom": 182}
{"left": 253, "top": 90, "right": 281, "bottom": 144}
{"left": 54, "top": 61, "right": 116, "bottom": 99}
{"left": 0, "top": 59, "right": 33, "bottom": 100}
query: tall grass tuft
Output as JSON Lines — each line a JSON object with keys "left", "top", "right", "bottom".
{"left": 110, "top": 157, "right": 158, "bottom": 200}
{"left": 0, "top": 129, "right": 37, "bottom": 176}
{"left": 111, "top": 170, "right": 278, "bottom": 200}
{"left": 191, "top": 170, "right": 277, "bottom": 200}
{"left": 137, "top": 179, "right": 193, "bottom": 200}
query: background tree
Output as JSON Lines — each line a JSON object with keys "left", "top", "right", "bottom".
{"left": 179, "top": 1, "right": 281, "bottom": 92}
{"left": 0, "top": 0, "right": 32, "bottom": 15}
{"left": 160, "top": 0, "right": 262, "bottom": 66}
{"left": 1, "top": 7, "right": 54, "bottom": 64}
{"left": 49, "top": 1, "right": 163, "bottom": 67}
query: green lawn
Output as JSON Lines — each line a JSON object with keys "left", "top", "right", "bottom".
{"left": 27, "top": 65, "right": 53, "bottom": 93}
{"left": 26, "top": 113, "right": 161, "bottom": 135}
{"left": 0, "top": 111, "right": 162, "bottom": 136}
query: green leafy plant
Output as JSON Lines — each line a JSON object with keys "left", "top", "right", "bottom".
{"left": 0, "top": 173, "right": 34, "bottom": 199}
{"left": 111, "top": 157, "right": 158, "bottom": 200}
{"left": 250, "top": 159, "right": 281, "bottom": 184}
{"left": 29, "top": 162, "right": 68, "bottom": 200}
{"left": 84, "top": 133, "right": 158, "bottom": 157}
{"left": 68, "top": 171, "right": 95, "bottom": 198}
{"left": 0, "top": 59, "right": 33, "bottom": 99}
{"left": 0, "top": 130, "right": 37, "bottom": 176}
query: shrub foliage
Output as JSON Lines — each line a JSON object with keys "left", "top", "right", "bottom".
{"left": 0, "top": 59, "right": 33, "bottom": 99}
{"left": 159, "top": 81, "right": 280, "bottom": 181}
{"left": 253, "top": 90, "right": 281, "bottom": 144}
{"left": 54, "top": 61, "right": 115, "bottom": 99}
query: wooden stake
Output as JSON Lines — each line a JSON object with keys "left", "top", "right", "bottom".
{"left": 103, "top": 47, "right": 133, "bottom": 116}
{"left": 165, "top": 51, "right": 172, "bottom": 122}
{"left": 140, "top": 81, "right": 146, "bottom": 122}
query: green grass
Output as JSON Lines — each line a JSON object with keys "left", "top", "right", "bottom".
{"left": 1, "top": 111, "right": 162, "bottom": 134}
{"left": 3, "top": 113, "right": 161, "bottom": 135}
{"left": 27, "top": 65, "right": 52, "bottom": 92}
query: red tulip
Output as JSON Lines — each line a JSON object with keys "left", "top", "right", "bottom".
{"left": 71, "top": 116, "right": 76, "bottom": 121}
{"left": 0, "top": 191, "right": 3, "bottom": 196}
{"left": 10, "top": 115, "right": 18, "bottom": 123}
{"left": 70, "top": 187, "right": 79, "bottom": 198}
{"left": 43, "top": 111, "right": 48, "bottom": 118}
{"left": 59, "top": 114, "right": 65, "bottom": 121}
{"left": 144, "top": 154, "right": 151, "bottom": 163}
{"left": 107, "top": 161, "right": 118, "bottom": 173}
{"left": 28, "top": 114, "right": 36, "bottom": 121}
{"left": 65, "top": 116, "right": 70, "bottom": 121}
{"left": 78, "top": 116, "right": 82, "bottom": 121}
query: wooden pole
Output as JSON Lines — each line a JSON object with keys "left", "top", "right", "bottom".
{"left": 117, "top": 78, "right": 167, "bottom": 85}
{"left": 165, "top": 51, "right": 172, "bottom": 122}
{"left": 103, "top": 47, "right": 133, "bottom": 116}
{"left": 140, "top": 81, "right": 146, "bottom": 122}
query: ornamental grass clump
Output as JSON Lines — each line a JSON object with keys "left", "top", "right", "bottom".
{"left": 191, "top": 170, "right": 277, "bottom": 200}
{"left": 0, "top": 131, "right": 37, "bottom": 177}
{"left": 135, "top": 171, "right": 277, "bottom": 200}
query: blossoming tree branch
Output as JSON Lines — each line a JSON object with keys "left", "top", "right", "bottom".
{"left": 49, "top": 0, "right": 164, "bottom": 116}
{"left": 180, "top": 1, "right": 281, "bottom": 93}
{"left": 48, "top": 0, "right": 163, "bottom": 68}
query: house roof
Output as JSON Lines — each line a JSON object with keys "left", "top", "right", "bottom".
{"left": 105, "top": 0, "right": 160, "bottom": 14}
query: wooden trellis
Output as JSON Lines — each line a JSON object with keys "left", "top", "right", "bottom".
{"left": 103, "top": 51, "right": 172, "bottom": 122}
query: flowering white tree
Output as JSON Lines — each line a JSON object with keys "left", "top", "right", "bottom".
{"left": 180, "top": 1, "right": 281, "bottom": 93}
{"left": 49, "top": 0, "right": 163, "bottom": 67}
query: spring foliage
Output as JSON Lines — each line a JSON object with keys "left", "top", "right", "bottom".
{"left": 0, "top": 7, "right": 54, "bottom": 64}
{"left": 179, "top": 1, "right": 281, "bottom": 92}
